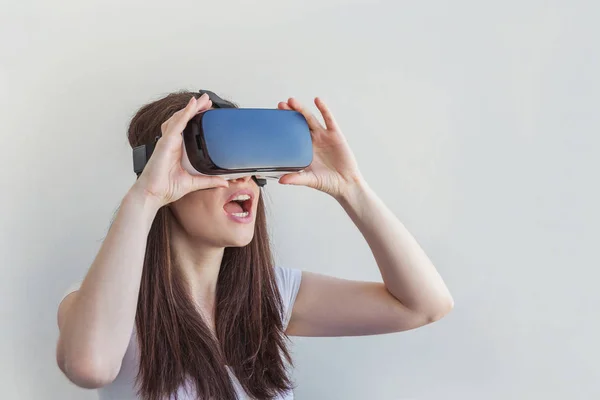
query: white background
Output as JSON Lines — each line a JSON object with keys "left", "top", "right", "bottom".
{"left": 1, "top": 1, "right": 599, "bottom": 399}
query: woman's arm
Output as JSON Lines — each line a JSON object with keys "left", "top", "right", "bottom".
{"left": 340, "top": 180, "right": 453, "bottom": 319}
{"left": 276, "top": 97, "right": 453, "bottom": 337}
{"left": 56, "top": 190, "right": 159, "bottom": 388}
{"left": 286, "top": 179, "right": 453, "bottom": 337}
{"left": 56, "top": 94, "right": 228, "bottom": 388}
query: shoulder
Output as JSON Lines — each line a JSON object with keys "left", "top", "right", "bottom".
{"left": 60, "top": 281, "right": 82, "bottom": 305}
{"left": 274, "top": 266, "right": 302, "bottom": 292}
{"left": 273, "top": 266, "right": 302, "bottom": 329}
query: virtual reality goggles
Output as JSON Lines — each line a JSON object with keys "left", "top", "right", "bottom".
{"left": 133, "top": 90, "right": 313, "bottom": 187}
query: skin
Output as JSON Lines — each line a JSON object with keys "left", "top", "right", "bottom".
{"left": 56, "top": 93, "right": 454, "bottom": 389}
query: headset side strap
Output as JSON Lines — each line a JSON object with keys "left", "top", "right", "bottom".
{"left": 132, "top": 136, "right": 159, "bottom": 176}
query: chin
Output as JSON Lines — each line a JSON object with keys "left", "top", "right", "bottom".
{"left": 223, "top": 231, "right": 255, "bottom": 248}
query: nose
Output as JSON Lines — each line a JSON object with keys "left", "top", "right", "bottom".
{"left": 229, "top": 175, "right": 253, "bottom": 184}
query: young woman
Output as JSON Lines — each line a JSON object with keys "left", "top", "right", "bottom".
{"left": 56, "top": 90, "right": 454, "bottom": 400}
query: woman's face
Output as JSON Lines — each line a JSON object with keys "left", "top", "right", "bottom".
{"left": 170, "top": 175, "right": 261, "bottom": 248}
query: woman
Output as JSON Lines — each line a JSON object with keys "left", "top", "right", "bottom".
{"left": 56, "top": 90, "right": 454, "bottom": 400}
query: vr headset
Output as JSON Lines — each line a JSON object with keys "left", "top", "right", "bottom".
{"left": 133, "top": 90, "right": 313, "bottom": 187}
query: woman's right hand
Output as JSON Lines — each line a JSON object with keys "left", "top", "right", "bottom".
{"left": 131, "top": 93, "right": 229, "bottom": 208}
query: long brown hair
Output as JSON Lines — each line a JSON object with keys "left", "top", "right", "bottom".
{"left": 127, "top": 91, "right": 294, "bottom": 399}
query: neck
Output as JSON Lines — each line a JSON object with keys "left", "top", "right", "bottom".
{"left": 170, "top": 219, "right": 224, "bottom": 312}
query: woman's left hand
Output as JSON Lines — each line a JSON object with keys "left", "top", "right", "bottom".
{"left": 277, "top": 97, "right": 363, "bottom": 200}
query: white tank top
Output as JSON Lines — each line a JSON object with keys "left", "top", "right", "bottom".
{"left": 61, "top": 266, "right": 302, "bottom": 399}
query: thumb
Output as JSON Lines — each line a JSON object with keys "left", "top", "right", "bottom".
{"left": 278, "top": 171, "right": 312, "bottom": 186}
{"left": 189, "top": 174, "right": 230, "bottom": 191}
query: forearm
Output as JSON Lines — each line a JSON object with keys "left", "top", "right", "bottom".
{"left": 337, "top": 180, "right": 453, "bottom": 318}
{"left": 58, "top": 187, "right": 160, "bottom": 377}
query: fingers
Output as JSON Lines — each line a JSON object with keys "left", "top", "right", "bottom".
{"left": 278, "top": 101, "right": 292, "bottom": 110}
{"left": 286, "top": 97, "right": 324, "bottom": 132}
{"left": 162, "top": 93, "right": 211, "bottom": 137}
{"left": 162, "top": 96, "right": 196, "bottom": 135}
{"left": 280, "top": 97, "right": 338, "bottom": 132}
{"left": 195, "top": 99, "right": 212, "bottom": 115}
{"left": 314, "top": 97, "right": 339, "bottom": 131}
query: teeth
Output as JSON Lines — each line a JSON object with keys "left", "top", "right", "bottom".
{"left": 231, "top": 212, "right": 249, "bottom": 218}
{"left": 232, "top": 194, "right": 251, "bottom": 202}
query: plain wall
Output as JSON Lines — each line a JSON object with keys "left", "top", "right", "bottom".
{"left": 1, "top": 1, "right": 599, "bottom": 399}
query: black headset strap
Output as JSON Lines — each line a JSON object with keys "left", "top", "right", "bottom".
{"left": 133, "top": 135, "right": 159, "bottom": 176}
{"left": 197, "top": 89, "right": 235, "bottom": 109}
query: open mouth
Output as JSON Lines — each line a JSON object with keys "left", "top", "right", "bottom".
{"left": 223, "top": 192, "right": 253, "bottom": 219}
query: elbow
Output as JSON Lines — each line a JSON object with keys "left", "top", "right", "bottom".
{"left": 61, "top": 355, "right": 119, "bottom": 389}
{"left": 57, "top": 345, "right": 119, "bottom": 389}
{"left": 425, "top": 295, "right": 454, "bottom": 323}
